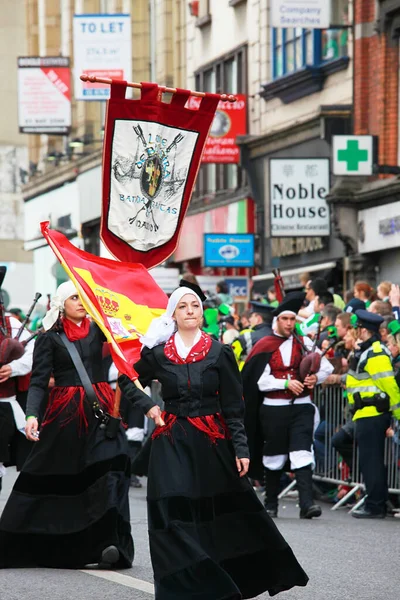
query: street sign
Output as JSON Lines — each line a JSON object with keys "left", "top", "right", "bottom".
{"left": 332, "top": 135, "right": 375, "bottom": 176}
{"left": 203, "top": 234, "right": 254, "bottom": 267}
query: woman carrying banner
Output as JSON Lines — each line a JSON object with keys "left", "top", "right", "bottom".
{"left": 119, "top": 280, "right": 308, "bottom": 599}
{"left": 0, "top": 281, "right": 134, "bottom": 570}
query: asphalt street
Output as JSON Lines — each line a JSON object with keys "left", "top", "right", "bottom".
{"left": 0, "top": 467, "right": 399, "bottom": 600}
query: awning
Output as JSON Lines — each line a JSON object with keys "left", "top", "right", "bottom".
{"left": 252, "top": 261, "right": 337, "bottom": 282}
{"left": 252, "top": 261, "right": 338, "bottom": 293}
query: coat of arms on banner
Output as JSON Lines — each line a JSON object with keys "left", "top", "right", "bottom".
{"left": 101, "top": 81, "right": 221, "bottom": 267}
{"left": 109, "top": 120, "right": 199, "bottom": 252}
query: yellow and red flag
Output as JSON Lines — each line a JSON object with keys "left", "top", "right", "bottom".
{"left": 41, "top": 221, "right": 168, "bottom": 378}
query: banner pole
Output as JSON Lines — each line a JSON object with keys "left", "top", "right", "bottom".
{"left": 80, "top": 74, "right": 237, "bottom": 103}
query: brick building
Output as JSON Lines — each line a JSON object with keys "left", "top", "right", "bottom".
{"left": 329, "top": 0, "right": 400, "bottom": 288}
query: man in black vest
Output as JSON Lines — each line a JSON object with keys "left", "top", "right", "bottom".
{"left": 243, "top": 292, "right": 333, "bottom": 519}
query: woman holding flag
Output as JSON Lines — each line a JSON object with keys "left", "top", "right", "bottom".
{"left": 119, "top": 280, "right": 308, "bottom": 599}
{"left": 0, "top": 281, "right": 134, "bottom": 570}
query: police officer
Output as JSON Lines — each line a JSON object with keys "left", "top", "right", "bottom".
{"left": 232, "top": 302, "right": 274, "bottom": 368}
{"left": 346, "top": 309, "right": 400, "bottom": 518}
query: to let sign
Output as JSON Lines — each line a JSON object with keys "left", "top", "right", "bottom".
{"left": 269, "top": 158, "right": 330, "bottom": 238}
{"left": 271, "top": 0, "right": 331, "bottom": 29}
{"left": 73, "top": 14, "right": 132, "bottom": 100}
{"left": 332, "top": 135, "right": 374, "bottom": 176}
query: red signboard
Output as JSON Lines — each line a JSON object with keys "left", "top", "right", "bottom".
{"left": 188, "top": 94, "right": 246, "bottom": 163}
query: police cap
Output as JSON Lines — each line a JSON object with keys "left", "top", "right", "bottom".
{"left": 355, "top": 309, "right": 384, "bottom": 333}
{"left": 249, "top": 301, "right": 274, "bottom": 316}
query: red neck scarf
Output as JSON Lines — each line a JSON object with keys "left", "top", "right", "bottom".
{"left": 164, "top": 330, "right": 212, "bottom": 364}
{"left": 62, "top": 317, "right": 90, "bottom": 342}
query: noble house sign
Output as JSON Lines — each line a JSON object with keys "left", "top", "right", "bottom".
{"left": 269, "top": 158, "right": 330, "bottom": 238}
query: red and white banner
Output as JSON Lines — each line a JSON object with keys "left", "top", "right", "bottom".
{"left": 101, "top": 80, "right": 220, "bottom": 268}
{"left": 17, "top": 57, "right": 71, "bottom": 134}
{"left": 188, "top": 94, "right": 246, "bottom": 164}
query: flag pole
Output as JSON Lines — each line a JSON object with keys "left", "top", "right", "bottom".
{"left": 80, "top": 74, "right": 237, "bottom": 103}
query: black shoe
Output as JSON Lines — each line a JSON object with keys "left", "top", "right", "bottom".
{"left": 300, "top": 504, "right": 322, "bottom": 519}
{"left": 352, "top": 507, "right": 385, "bottom": 519}
{"left": 130, "top": 475, "right": 142, "bottom": 488}
{"left": 99, "top": 545, "right": 120, "bottom": 569}
{"left": 265, "top": 507, "right": 278, "bottom": 518}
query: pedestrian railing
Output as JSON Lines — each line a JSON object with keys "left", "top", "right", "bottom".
{"left": 278, "top": 385, "right": 400, "bottom": 512}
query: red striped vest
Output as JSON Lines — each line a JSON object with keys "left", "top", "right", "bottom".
{"left": 265, "top": 336, "right": 309, "bottom": 400}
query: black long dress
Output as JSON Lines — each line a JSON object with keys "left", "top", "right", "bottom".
{"left": 0, "top": 322, "right": 134, "bottom": 569}
{"left": 119, "top": 335, "right": 308, "bottom": 599}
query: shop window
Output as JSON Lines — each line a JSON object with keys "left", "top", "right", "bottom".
{"left": 194, "top": 46, "right": 247, "bottom": 200}
{"left": 272, "top": 26, "right": 348, "bottom": 80}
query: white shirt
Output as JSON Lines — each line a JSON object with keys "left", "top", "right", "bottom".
{"left": 257, "top": 335, "right": 333, "bottom": 403}
{"left": 7, "top": 316, "right": 34, "bottom": 377}
{"left": 174, "top": 330, "right": 201, "bottom": 360}
{"left": 0, "top": 315, "right": 35, "bottom": 432}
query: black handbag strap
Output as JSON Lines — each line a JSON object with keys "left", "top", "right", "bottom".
{"left": 58, "top": 332, "right": 98, "bottom": 407}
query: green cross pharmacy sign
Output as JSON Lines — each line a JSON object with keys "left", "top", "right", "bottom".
{"left": 332, "top": 135, "right": 374, "bottom": 176}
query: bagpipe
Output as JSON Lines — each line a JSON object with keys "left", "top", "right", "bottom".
{"left": 272, "top": 269, "right": 339, "bottom": 382}
{"left": 0, "top": 289, "right": 42, "bottom": 367}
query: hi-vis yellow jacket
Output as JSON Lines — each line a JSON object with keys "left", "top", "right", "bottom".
{"left": 232, "top": 328, "right": 252, "bottom": 371}
{"left": 346, "top": 340, "right": 400, "bottom": 421}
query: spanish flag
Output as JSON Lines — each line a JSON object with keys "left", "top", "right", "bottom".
{"left": 41, "top": 221, "right": 168, "bottom": 378}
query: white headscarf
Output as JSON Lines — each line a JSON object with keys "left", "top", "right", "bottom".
{"left": 140, "top": 286, "right": 203, "bottom": 349}
{"left": 42, "top": 280, "right": 78, "bottom": 331}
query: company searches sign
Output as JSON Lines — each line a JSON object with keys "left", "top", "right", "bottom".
{"left": 269, "top": 158, "right": 330, "bottom": 238}
{"left": 271, "top": 0, "right": 331, "bottom": 29}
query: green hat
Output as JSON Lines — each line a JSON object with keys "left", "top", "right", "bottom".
{"left": 203, "top": 308, "right": 220, "bottom": 338}
{"left": 218, "top": 303, "right": 231, "bottom": 317}
{"left": 350, "top": 313, "right": 358, "bottom": 328}
{"left": 388, "top": 320, "right": 400, "bottom": 336}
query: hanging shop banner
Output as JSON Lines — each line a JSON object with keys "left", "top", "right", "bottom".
{"left": 203, "top": 233, "right": 255, "bottom": 267}
{"left": 17, "top": 57, "right": 71, "bottom": 134}
{"left": 271, "top": 0, "right": 331, "bottom": 29}
{"left": 101, "top": 80, "right": 220, "bottom": 268}
{"left": 73, "top": 14, "right": 132, "bottom": 100}
{"left": 187, "top": 94, "right": 246, "bottom": 163}
{"left": 269, "top": 158, "right": 330, "bottom": 238}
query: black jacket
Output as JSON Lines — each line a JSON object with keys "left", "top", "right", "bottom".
{"left": 119, "top": 340, "right": 249, "bottom": 458}
{"left": 26, "top": 323, "right": 106, "bottom": 418}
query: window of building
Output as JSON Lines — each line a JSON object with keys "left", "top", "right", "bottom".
{"left": 271, "top": 0, "right": 349, "bottom": 79}
{"left": 194, "top": 46, "right": 247, "bottom": 199}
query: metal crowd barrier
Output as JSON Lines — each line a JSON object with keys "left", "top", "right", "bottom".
{"left": 278, "top": 385, "right": 400, "bottom": 512}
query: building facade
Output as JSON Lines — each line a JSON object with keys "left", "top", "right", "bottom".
{"left": 22, "top": 0, "right": 190, "bottom": 297}
{"left": 0, "top": 1, "right": 33, "bottom": 310}
{"left": 239, "top": 0, "right": 352, "bottom": 293}
{"left": 329, "top": 0, "right": 400, "bottom": 289}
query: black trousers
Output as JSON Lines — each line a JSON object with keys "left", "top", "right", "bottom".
{"left": 355, "top": 413, "right": 391, "bottom": 514}
{"left": 332, "top": 421, "right": 355, "bottom": 472}
{"left": 259, "top": 403, "right": 315, "bottom": 456}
